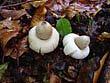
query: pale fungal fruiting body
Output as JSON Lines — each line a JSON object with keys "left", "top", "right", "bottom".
{"left": 63, "top": 33, "right": 90, "bottom": 59}
{"left": 36, "top": 21, "right": 52, "bottom": 40}
{"left": 28, "top": 21, "right": 59, "bottom": 55}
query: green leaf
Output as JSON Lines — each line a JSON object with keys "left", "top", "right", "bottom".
{"left": 0, "top": 62, "right": 9, "bottom": 79}
{"left": 56, "top": 18, "right": 72, "bottom": 37}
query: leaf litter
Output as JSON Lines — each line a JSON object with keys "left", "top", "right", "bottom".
{"left": 0, "top": 0, "right": 110, "bottom": 83}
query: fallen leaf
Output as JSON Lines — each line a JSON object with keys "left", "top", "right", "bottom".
{"left": 0, "top": 18, "right": 12, "bottom": 30}
{"left": 0, "top": 9, "right": 31, "bottom": 19}
{"left": 68, "top": 66, "right": 78, "bottom": 78}
{"left": 65, "top": 7, "right": 77, "bottom": 19}
{"left": 98, "top": 32, "right": 110, "bottom": 41}
{"left": 25, "top": 76, "right": 36, "bottom": 83}
{"left": 45, "top": 0, "right": 55, "bottom": 7}
{"left": 31, "top": 6, "right": 47, "bottom": 27}
{"left": 0, "top": 18, "right": 21, "bottom": 30}
{"left": 93, "top": 51, "right": 109, "bottom": 83}
{"left": 99, "top": 52, "right": 110, "bottom": 83}
{"left": 10, "top": 36, "right": 28, "bottom": 59}
{"left": 0, "top": 18, "right": 28, "bottom": 59}
{"left": 77, "top": 56, "right": 100, "bottom": 83}
{"left": 31, "top": 0, "right": 47, "bottom": 8}
{"left": 49, "top": 72, "right": 61, "bottom": 83}
{"left": 21, "top": 3, "right": 31, "bottom": 9}
{"left": 0, "top": 19, "right": 22, "bottom": 49}
{"left": 21, "top": 0, "right": 47, "bottom": 10}
{"left": 0, "top": 29, "right": 18, "bottom": 49}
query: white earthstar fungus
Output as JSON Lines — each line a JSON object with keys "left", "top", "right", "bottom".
{"left": 28, "top": 21, "right": 59, "bottom": 55}
{"left": 63, "top": 33, "right": 90, "bottom": 59}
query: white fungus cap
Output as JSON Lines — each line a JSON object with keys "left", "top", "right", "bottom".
{"left": 28, "top": 25, "right": 59, "bottom": 55}
{"left": 63, "top": 33, "right": 90, "bottom": 59}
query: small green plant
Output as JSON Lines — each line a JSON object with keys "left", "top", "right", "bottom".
{"left": 56, "top": 18, "right": 72, "bottom": 37}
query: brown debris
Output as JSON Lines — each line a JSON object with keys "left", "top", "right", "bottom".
{"left": 93, "top": 51, "right": 109, "bottom": 83}
{"left": 0, "top": 9, "right": 31, "bottom": 19}
{"left": 31, "top": 6, "right": 47, "bottom": 27}
{"left": 49, "top": 72, "right": 61, "bottom": 83}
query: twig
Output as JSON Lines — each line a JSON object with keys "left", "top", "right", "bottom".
{"left": 0, "top": 0, "right": 32, "bottom": 9}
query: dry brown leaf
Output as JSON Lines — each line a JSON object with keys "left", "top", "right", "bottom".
{"left": 0, "top": 18, "right": 12, "bottom": 30}
{"left": 21, "top": 3, "right": 31, "bottom": 9}
{"left": 21, "top": 0, "right": 47, "bottom": 9}
{"left": 31, "top": 6, "right": 47, "bottom": 27}
{"left": 68, "top": 66, "right": 78, "bottom": 79}
{"left": 3, "top": 36, "right": 28, "bottom": 59}
{"left": 98, "top": 32, "right": 110, "bottom": 41}
{"left": 45, "top": 0, "right": 55, "bottom": 7}
{"left": 31, "top": 0, "right": 47, "bottom": 8}
{"left": 0, "top": 18, "right": 27, "bottom": 59}
{"left": 107, "top": 0, "right": 110, "bottom": 4}
{"left": 49, "top": 72, "right": 61, "bottom": 83}
{"left": 25, "top": 76, "right": 36, "bottom": 83}
{"left": 0, "top": 29, "right": 18, "bottom": 57}
{"left": 0, "top": 18, "right": 22, "bottom": 30}
{"left": 0, "top": 9, "right": 31, "bottom": 19}
{"left": 93, "top": 51, "right": 109, "bottom": 83}
{"left": 0, "top": 19, "right": 22, "bottom": 49}
{"left": 10, "top": 36, "right": 28, "bottom": 59}
{"left": 0, "top": 29, "right": 18, "bottom": 49}
{"left": 65, "top": 7, "right": 77, "bottom": 19}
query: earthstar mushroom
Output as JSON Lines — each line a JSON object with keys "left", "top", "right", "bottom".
{"left": 63, "top": 33, "right": 90, "bottom": 59}
{"left": 28, "top": 21, "right": 59, "bottom": 55}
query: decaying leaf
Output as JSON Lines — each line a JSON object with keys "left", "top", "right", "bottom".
{"left": 49, "top": 72, "right": 61, "bottom": 83}
{"left": 25, "top": 76, "right": 36, "bottom": 83}
{"left": 1, "top": 35, "right": 28, "bottom": 59}
{"left": 0, "top": 18, "right": 21, "bottom": 30}
{"left": 0, "top": 19, "right": 22, "bottom": 48}
{"left": 31, "top": 0, "right": 47, "bottom": 8}
{"left": 68, "top": 66, "right": 78, "bottom": 79}
{"left": 3, "top": 36, "right": 28, "bottom": 59}
{"left": 31, "top": 6, "right": 47, "bottom": 27}
{"left": 93, "top": 51, "right": 109, "bottom": 83}
{"left": 98, "top": 32, "right": 110, "bottom": 41}
{"left": 10, "top": 36, "right": 28, "bottom": 59}
{"left": 0, "top": 0, "right": 109, "bottom": 82}
{"left": 0, "top": 18, "right": 12, "bottom": 30}
{"left": 65, "top": 7, "right": 77, "bottom": 19}
{"left": 0, "top": 9, "right": 31, "bottom": 19}
{"left": 99, "top": 52, "right": 110, "bottom": 83}
{"left": 77, "top": 56, "right": 100, "bottom": 83}
{"left": 0, "top": 29, "right": 19, "bottom": 49}
{"left": 21, "top": 3, "right": 32, "bottom": 9}
{"left": 0, "top": 17, "right": 28, "bottom": 59}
